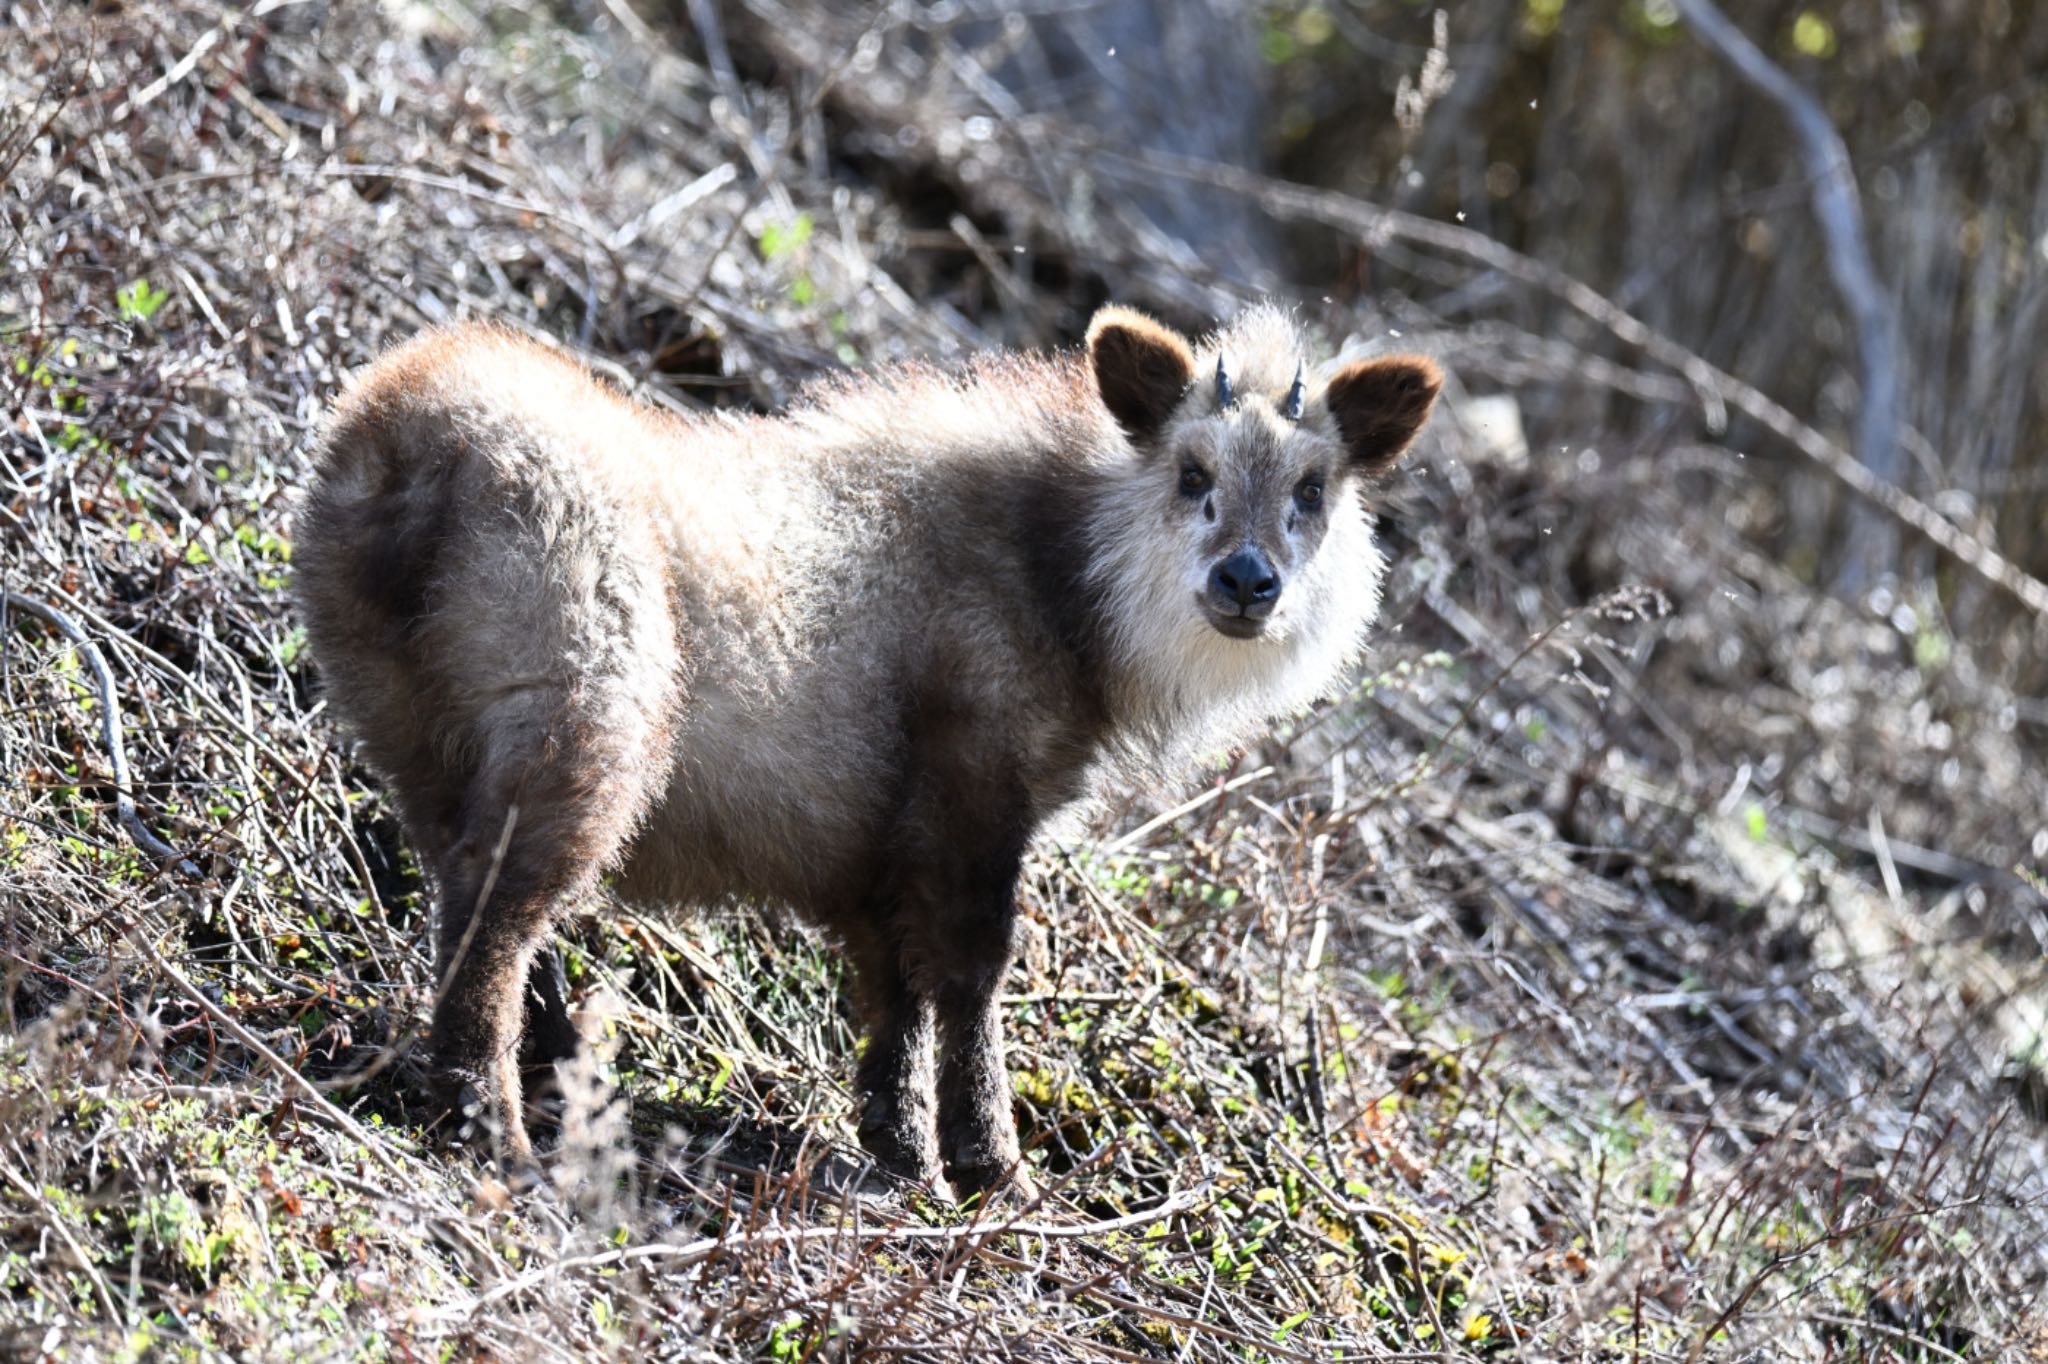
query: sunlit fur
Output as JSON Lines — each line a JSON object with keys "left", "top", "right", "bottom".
{"left": 294, "top": 305, "right": 1437, "bottom": 1192}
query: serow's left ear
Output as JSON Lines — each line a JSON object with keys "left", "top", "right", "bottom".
{"left": 1324, "top": 356, "right": 1442, "bottom": 473}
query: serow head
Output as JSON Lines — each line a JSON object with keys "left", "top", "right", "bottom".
{"left": 1087, "top": 304, "right": 1443, "bottom": 642}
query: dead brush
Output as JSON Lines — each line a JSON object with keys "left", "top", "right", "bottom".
{"left": 2, "top": 1, "right": 2046, "bottom": 1360}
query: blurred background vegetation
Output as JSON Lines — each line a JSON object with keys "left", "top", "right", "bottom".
{"left": 778, "top": 0, "right": 2048, "bottom": 666}
{"left": 1264, "top": 0, "right": 2048, "bottom": 615}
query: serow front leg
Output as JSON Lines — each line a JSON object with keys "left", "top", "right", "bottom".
{"left": 935, "top": 947, "right": 1038, "bottom": 1202}
{"left": 853, "top": 959, "right": 944, "bottom": 1192}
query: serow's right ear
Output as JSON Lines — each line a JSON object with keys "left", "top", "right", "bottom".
{"left": 1087, "top": 305, "right": 1196, "bottom": 442}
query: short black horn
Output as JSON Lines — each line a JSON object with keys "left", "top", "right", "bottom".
{"left": 1215, "top": 353, "right": 1234, "bottom": 410}
{"left": 1282, "top": 360, "right": 1306, "bottom": 421}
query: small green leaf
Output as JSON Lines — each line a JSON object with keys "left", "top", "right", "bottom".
{"left": 1913, "top": 628, "right": 1951, "bottom": 672}
{"left": 757, "top": 213, "right": 813, "bottom": 262}
{"left": 116, "top": 278, "right": 170, "bottom": 323}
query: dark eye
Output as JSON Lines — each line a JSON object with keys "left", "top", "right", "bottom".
{"left": 1296, "top": 480, "right": 1324, "bottom": 508}
{"left": 1179, "top": 466, "right": 1211, "bottom": 496}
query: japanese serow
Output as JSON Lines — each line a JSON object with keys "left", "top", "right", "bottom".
{"left": 294, "top": 305, "right": 1440, "bottom": 1197}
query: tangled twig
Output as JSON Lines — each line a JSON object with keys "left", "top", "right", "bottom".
{"left": 1, "top": 591, "right": 202, "bottom": 879}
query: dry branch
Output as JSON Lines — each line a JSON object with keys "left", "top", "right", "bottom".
{"left": 1, "top": 591, "right": 201, "bottom": 877}
{"left": 456, "top": 1182, "right": 1211, "bottom": 1316}
{"left": 4, "top": 4, "right": 2045, "bottom": 1359}
{"left": 1672, "top": 0, "right": 1904, "bottom": 586}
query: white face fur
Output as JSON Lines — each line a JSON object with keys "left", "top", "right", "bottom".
{"left": 1083, "top": 305, "right": 1441, "bottom": 748}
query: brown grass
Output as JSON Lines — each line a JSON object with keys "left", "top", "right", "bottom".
{"left": 3, "top": 2, "right": 2046, "bottom": 1360}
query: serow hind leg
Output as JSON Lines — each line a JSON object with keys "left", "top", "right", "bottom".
{"left": 427, "top": 695, "right": 662, "bottom": 1175}
{"left": 518, "top": 943, "right": 581, "bottom": 1121}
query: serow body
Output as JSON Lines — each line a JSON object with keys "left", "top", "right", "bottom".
{"left": 294, "top": 305, "right": 1441, "bottom": 1198}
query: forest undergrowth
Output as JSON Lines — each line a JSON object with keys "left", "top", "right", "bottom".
{"left": 3, "top": 2, "right": 2046, "bottom": 1359}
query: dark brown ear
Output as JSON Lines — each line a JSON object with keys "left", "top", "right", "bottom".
{"left": 1087, "top": 305, "right": 1196, "bottom": 441}
{"left": 1324, "top": 356, "right": 1443, "bottom": 472}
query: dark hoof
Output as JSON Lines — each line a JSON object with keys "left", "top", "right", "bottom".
{"left": 519, "top": 1061, "right": 567, "bottom": 1136}
{"left": 947, "top": 1155, "right": 1040, "bottom": 1207}
{"left": 502, "top": 1153, "right": 548, "bottom": 1195}
{"left": 433, "top": 1076, "right": 542, "bottom": 1178}
{"left": 426, "top": 1068, "right": 541, "bottom": 1169}
{"left": 426, "top": 1073, "right": 493, "bottom": 1146}
{"left": 858, "top": 1114, "right": 943, "bottom": 1188}
{"left": 856, "top": 1140, "right": 950, "bottom": 1197}
{"left": 857, "top": 1140, "right": 949, "bottom": 1200}
{"left": 860, "top": 1164, "right": 954, "bottom": 1203}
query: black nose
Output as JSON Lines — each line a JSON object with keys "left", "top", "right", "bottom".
{"left": 1209, "top": 548, "right": 1281, "bottom": 617}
